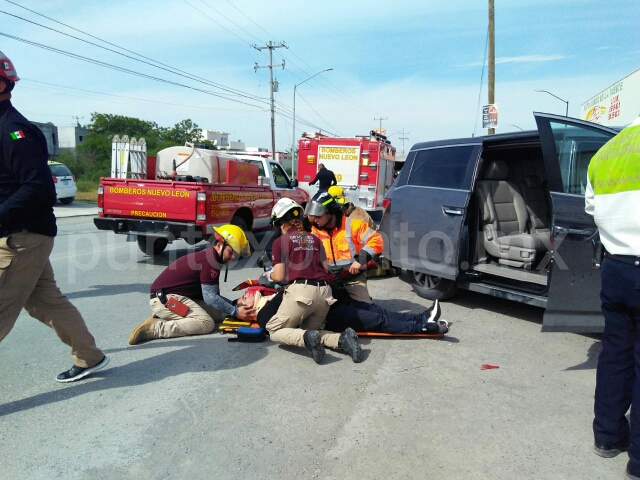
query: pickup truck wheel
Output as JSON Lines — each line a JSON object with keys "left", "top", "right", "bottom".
{"left": 230, "top": 216, "right": 248, "bottom": 232}
{"left": 407, "top": 270, "right": 458, "bottom": 301}
{"left": 137, "top": 236, "right": 168, "bottom": 256}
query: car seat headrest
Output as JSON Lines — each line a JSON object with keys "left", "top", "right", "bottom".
{"left": 484, "top": 160, "right": 508, "bottom": 180}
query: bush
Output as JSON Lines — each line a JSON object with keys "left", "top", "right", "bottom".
{"left": 76, "top": 178, "right": 99, "bottom": 193}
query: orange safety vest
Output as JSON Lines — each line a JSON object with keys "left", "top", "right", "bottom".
{"left": 312, "top": 215, "right": 383, "bottom": 270}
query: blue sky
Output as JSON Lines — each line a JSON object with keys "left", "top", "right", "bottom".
{"left": 2, "top": 0, "right": 639, "bottom": 153}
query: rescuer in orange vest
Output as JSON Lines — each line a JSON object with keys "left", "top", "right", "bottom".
{"left": 327, "top": 185, "right": 377, "bottom": 230}
{"left": 305, "top": 191, "right": 383, "bottom": 303}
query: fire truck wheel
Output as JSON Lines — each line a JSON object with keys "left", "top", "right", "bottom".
{"left": 137, "top": 235, "right": 168, "bottom": 256}
{"left": 407, "top": 270, "right": 458, "bottom": 301}
{"left": 230, "top": 216, "right": 248, "bottom": 233}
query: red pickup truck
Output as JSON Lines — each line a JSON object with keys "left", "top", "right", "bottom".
{"left": 94, "top": 146, "right": 309, "bottom": 255}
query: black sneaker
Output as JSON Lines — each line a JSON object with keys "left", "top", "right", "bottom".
{"left": 594, "top": 439, "right": 630, "bottom": 458}
{"left": 303, "top": 330, "right": 325, "bottom": 364}
{"left": 421, "top": 319, "right": 449, "bottom": 334}
{"left": 421, "top": 299, "right": 441, "bottom": 324}
{"left": 338, "top": 327, "right": 362, "bottom": 363}
{"left": 56, "top": 356, "right": 110, "bottom": 383}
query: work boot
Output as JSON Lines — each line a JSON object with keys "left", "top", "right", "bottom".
{"left": 303, "top": 330, "right": 325, "bottom": 364}
{"left": 128, "top": 317, "right": 159, "bottom": 345}
{"left": 338, "top": 327, "right": 362, "bottom": 363}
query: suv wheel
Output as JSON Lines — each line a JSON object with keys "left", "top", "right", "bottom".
{"left": 60, "top": 196, "right": 74, "bottom": 205}
{"left": 407, "top": 270, "right": 458, "bottom": 301}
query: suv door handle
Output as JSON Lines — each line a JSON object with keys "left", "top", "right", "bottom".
{"left": 442, "top": 207, "right": 463, "bottom": 216}
{"left": 553, "top": 225, "right": 596, "bottom": 236}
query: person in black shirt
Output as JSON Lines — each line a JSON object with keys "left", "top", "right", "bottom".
{"left": 0, "top": 51, "right": 109, "bottom": 383}
{"left": 308, "top": 163, "right": 337, "bottom": 192}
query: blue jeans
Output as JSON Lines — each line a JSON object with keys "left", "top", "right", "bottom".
{"left": 593, "top": 257, "right": 640, "bottom": 472}
{"left": 325, "top": 299, "right": 423, "bottom": 334}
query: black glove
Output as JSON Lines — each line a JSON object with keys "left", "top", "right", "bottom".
{"left": 256, "top": 251, "right": 273, "bottom": 270}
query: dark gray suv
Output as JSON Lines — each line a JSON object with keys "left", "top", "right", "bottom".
{"left": 380, "top": 113, "right": 620, "bottom": 332}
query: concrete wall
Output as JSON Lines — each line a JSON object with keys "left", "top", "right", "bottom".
{"left": 58, "top": 126, "right": 88, "bottom": 149}
{"left": 32, "top": 121, "right": 58, "bottom": 158}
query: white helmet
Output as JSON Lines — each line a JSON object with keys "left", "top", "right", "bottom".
{"left": 271, "top": 198, "right": 303, "bottom": 227}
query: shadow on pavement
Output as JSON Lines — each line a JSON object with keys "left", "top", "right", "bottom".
{"left": 0, "top": 337, "right": 271, "bottom": 417}
{"left": 65, "top": 283, "right": 150, "bottom": 300}
{"left": 449, "top": 290, "right": 544, "bottom": 324}
{"left": 565, "top": 341, "right": 602, "bottom": 371}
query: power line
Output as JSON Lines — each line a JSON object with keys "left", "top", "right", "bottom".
{"left": 211, "top": 0, "right": 377, "bottom": 118}
{"left": 21, "top": 78, "right": 256, "bottom": 112}
{"left": 297, "top": 91, "right": 342, "bottom": 136}
{"left": 1, "top": 3, "right": 269, "bottom": 102}
{"left": 195, "top": 0, "right": 266, "bottom": 45}
{"left": 3, "top": 0, "right": 344, "bottom": 138}
{"left": 0, "top": 32, "right": 271, "bottom": 110}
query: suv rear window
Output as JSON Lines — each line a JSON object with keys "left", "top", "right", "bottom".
{"left": 49, "top": 164, "right": 72, "bottom": 177}
{"left": 407, "top": 146, "right": 474, "bottom": 190}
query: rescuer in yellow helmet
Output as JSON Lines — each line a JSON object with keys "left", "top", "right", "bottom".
{"left": 327, "top": 185, "right": 376, "bottom": 230}
{"left": 128, "top": 223, "right": 255, "bottom": 345}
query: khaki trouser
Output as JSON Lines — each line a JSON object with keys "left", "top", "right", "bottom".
{"left": 0, "top": 232, "right": 104, "bottom": 368}
{"left": 149, "top": 294, "right": 224, "bottom": 338}
{"left": 266, "top": 283, "right": 340, "bottom": 349}
{"left": 343, "top": 273, "right": 372, "bottom": 303}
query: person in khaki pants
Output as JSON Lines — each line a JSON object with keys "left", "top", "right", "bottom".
{"left": 264, "top": 198, "right": 361, "bottom": 364}
{"left": 128, "top": 224, "right": 256, "bottom": 345}
{"left": 0, "top": 51, "right": 109, "bottom": 383}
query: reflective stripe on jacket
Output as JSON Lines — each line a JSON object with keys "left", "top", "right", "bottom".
{"left": 312, "top": 215, "right": 383, "bottom": 270}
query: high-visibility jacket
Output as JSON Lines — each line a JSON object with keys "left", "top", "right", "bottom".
{"left": 344, "top": 203, "right": 377, "bottom": 230}
{"left": 585, "top": 117, "right": 640, "bottom": 256}
{"left": 312, "top": 215, "right": 383, "bottom": 271}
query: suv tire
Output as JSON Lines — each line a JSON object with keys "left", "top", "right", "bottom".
{"left": 407, "top": 270, "right": 458, "bottom": 301}
{"left": 60, "top": 196, "right": 74, "bottom": 205}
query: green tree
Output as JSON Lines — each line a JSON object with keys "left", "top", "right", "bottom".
{"left": 162, "top": 119, "right": 202, "bottom": 145}
{"left": 73, "top": 113, "right": 207, "bottom": 180}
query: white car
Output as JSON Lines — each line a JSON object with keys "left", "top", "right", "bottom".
{"left": 48, "top": 161, "right": 77, "bottom": 204}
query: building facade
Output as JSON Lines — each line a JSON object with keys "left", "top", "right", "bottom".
{"left": 32, "top": 121, "right": 58, "bottom": 158}
{"left": 58, "top": 126, "right": 88, "bottom": 151}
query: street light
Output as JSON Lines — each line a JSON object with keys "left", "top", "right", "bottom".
{"left": 535, "top": 89, "right": 569, "bottom": 117}
{"left": 510, "top": 124, "right": 524, "bottom": 131}
{"left": 292, "top": 68, "right": 333, "bottom": 180}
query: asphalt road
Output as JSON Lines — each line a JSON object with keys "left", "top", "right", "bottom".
{"left": 0, "top": 213, "right": 622, "bottom": 480}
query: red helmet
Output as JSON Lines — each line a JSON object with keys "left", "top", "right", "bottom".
{"left": 0, "top": 51, "right": 20, "bottom": 82}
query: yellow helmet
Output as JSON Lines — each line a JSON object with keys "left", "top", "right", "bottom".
{"left": 213, "top": 224, "right": 250, "bottom": 257}
{"left": 327, "top": 185, "right": 346, "bottom": 204}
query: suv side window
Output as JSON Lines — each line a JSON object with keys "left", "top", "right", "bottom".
{"left": 408, "top": 146, "right": 475, "bottom": 190}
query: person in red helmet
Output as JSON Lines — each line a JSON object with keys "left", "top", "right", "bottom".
{"left": 0, "top": 51, "right": 110, "bottom": 382}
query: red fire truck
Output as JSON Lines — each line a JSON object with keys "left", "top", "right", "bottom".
{"left": 297, "top": 131, "right": 396, "bottom": 213}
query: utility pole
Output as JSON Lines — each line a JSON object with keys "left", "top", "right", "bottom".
{"left": 253, "top": 41, "right": 287, "bottom": 159}
{"left": 374, "top": 117, "right": 388, "bottom": 134}
{"left": 398, "top": 129, "right": 409, "bottom": 156}
{"left": 488, "top": 0, "right": 495, "bottom": 135}
{"left": 72, "top": 115, "right": 84, "bottom": 127}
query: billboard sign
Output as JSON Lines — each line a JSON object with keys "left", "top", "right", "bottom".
{"left": 482, "top": 104, "right": 499, "bottom": 129}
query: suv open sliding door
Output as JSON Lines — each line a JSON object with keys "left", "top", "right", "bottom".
{"left": 534, "top": 113, "right": 618, "bottom": 332}
{"left": 388, "top": 144, "right": 480, "bottom": 280}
